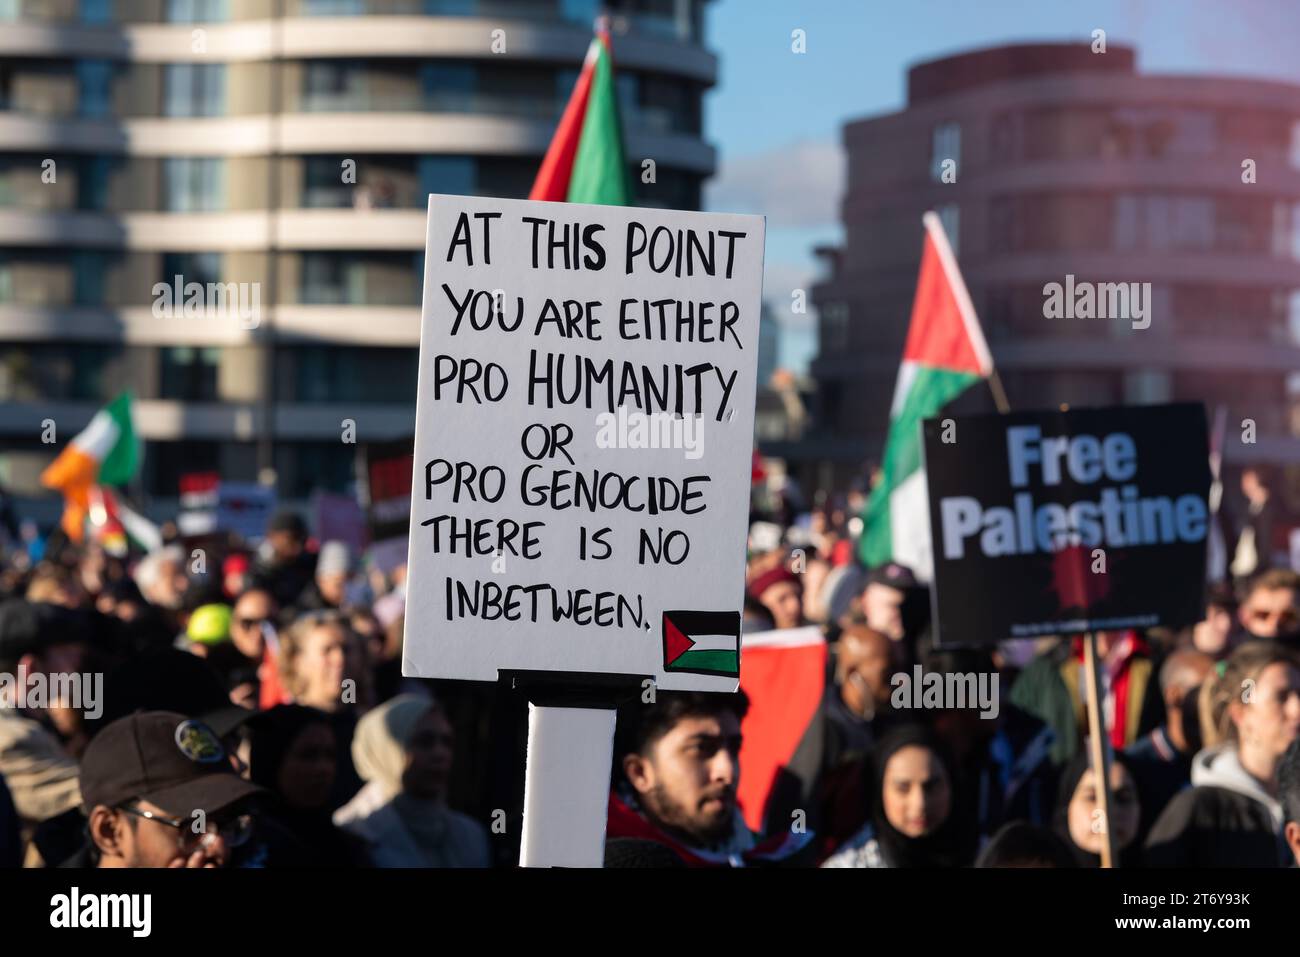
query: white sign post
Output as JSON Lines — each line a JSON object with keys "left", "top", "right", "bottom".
{"left": 405, "top": 194, "right": 765, "bottom": 866}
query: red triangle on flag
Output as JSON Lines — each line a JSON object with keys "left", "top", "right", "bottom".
{"left": 663, "top": 615, "right": 696, "bottom": 665}
{"left": 901, "top": 215, "right": 991, "bottom": 376}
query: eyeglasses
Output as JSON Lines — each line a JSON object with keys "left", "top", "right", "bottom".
{"left": 237, "top": 616, "right": 270, "bottom": 631}
{"left": 118, "top": 802, "right": 253, "bottom": 850}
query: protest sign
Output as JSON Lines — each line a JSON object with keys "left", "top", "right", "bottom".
{"left": 313, "top": 491, "right": 368, "bottom": 553}
{"left": 362, "top": 438, "right": 415, "bottom": 542}
{"left": 924, "top": 403, "right": 1211, "bottom": 646}
{"left": 402, "top": 195, "right": 764, "bottom": 694}
{"left": 216, "top": 483, "right": 276, "bottom": 543}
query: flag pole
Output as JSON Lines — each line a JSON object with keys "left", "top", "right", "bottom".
{"left": 1082, "top": 631, "right": 1118, "bottom": 868}
{"left": 988, "top": 369, "right": 1011, "bottom": 414}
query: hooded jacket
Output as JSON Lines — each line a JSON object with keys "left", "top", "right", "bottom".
{"left": 1144, "top": 743, "right": 1288, "bottom": 868}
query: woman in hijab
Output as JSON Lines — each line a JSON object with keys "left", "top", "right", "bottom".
{"left": 822, "top": 724, "right": 970, "bottom": 868}
{"left": 333, "top": 693, "right": 490, "bottom": 868}
{"left": 247, "top": 704, "right": 363, "bottom": 867}
{"left": 1051, "top": 748, "right": 1143, "bottom": 868}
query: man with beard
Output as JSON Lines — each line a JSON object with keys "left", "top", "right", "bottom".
{"left": 606, "top": 690, "right": 809, "bottom": 866}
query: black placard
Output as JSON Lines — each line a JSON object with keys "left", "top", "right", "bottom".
{"left": 924, "top": 403, "right": 1211, "bottom": 646}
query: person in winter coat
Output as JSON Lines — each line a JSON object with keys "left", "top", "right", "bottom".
{"left": 1145, "top": 641, "right": 1300, "bottom": 867}
{"left": 333, "top": 694, "right": 489, "bottom": 868}
{"left": 1010, "top": 631, "right": 1164, "bottom": 768}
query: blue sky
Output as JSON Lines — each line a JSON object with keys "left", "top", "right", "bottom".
{"left": 699, "top": 0, "right": 1300, "bottom": 371}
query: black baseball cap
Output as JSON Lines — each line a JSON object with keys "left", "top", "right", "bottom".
{"left": 865, "top": 562, "right": 918, "bottom": 591}
{"left": 80, "top": 711, "right": 264, "bottom": 818}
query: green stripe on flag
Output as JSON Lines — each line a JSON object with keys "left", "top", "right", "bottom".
{"left": 668, "top": 649, "right": 739, "bottom": 675}
{"left": 566, "top": 38, "right": 630, "bottom": 206}
{"left": 98, "top": 393, "right": 139, "bottom": 487}
{"left": 861, "top": 366, "right": 979, "bottom": 567}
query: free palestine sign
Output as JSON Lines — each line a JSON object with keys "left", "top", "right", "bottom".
{"left": 403, "top": 194, "right": 765, "bottom": 691}
{"left": 923, "top": 403, "right": 1211, "bottom": 646}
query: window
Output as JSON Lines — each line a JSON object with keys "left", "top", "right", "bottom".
{"left": 80, "top": 0, "right": 112, "bottom": 24}
{"left": 301, "top": 253, "right": 364, "bottom": 305}
{"left": 162, "top": 157, "right": 225, "bottom": 211}
{"left": 78, "top": 61, "right": 113, "bottom": 118}
{"left": 163, "top": 64, "right": 226, "bottom": 117}
{"left": 302, "top": 60, "right": 366, "bottom": 111}
{"left": 77, "top": 156, "right": 113, "bottom": 210}
{"left": 275, "top": 441, "right": 356, "bottom": 499}
{"left": 421, "top": 62, "right": 476, "bottom": 112}
{"left": 166, "top": 0, "right": 230, "bottom": 21}
{"left": 301, "top": 252, "right": 421, "bottom": 305}
{"left": 419, "top": 156, "right": 475, "bottom": 197}
{"left": 161, "top": 252, "right": 222, "bottom": 288}
{"left": 561, "top": 0, "right": 600, "bottom": 23}
{"left": 297, "top": 0, "right": 365, "bottom": 13}
{"left": 160, "top": 346, "right": 220, "bottom": 400}
{"left": 73, "top": 251, "right": 104, "bottom": 306}
{"left": 425, "top": 0, "right": 475, "bottom": 13}
{"left": 1288, "top": 291, "right": 1300, "bottom": 345}
{"left": 303, "top": 156, "right": 351, "bottom": 208}
{"left": 0, "top": 343, "right": 125, "bottom": 401}
{"left": 930, "top": 122, "right": 960, "bottom": 182}
{"left": 1105, "top": 108, "right": 1216, "bottom": 158}
{"left": 278, "top": 346, "right": 418, "bottom": 403}
{"left": 821, "top": 301, "right": 850, "bottom": 351}
{"left": 1124, "top": 371, "right": 1172, "bottom": 405}
{"left": 1113, "top": 195, "right": 1213, "bottom": 251}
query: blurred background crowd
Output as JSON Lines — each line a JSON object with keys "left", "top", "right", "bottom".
{"left": 0, "top": 464, "right": 1297, "bottom": 868}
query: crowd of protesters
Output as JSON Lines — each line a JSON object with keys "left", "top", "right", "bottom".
{"left": 1, "top": 463, "right": 1299, "bottom": 868}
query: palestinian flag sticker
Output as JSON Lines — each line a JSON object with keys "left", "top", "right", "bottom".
{"left": 662, "top": 610, "right": 741, "bottom": 678}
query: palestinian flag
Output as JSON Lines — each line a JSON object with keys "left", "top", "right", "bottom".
{"left": 736, "top": 625, "right": 826, "bottom": 833}
{"left": 663, "top": 610, "right": 740, "bottom": 677}
{"left": 529, "top": 20, "right": 631, "bottom": 206}
{"left": 40, "top": 393, "right": 140, "bottom": 542}
{"left": 860, "top": 212, "right": 995, "bottom": 582}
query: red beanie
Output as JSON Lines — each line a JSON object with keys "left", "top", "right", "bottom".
{"left": 747, "top": 565, "right": 800, "bottom": 602}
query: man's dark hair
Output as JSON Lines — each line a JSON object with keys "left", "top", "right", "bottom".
{"left": 1280, "top": 738, "right": 1300, "bottom": 828}
{"left": 616, "top": 689, "right": 750, "bottom": 761}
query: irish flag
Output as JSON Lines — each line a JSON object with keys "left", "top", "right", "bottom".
{"left": 860, "top": 212, "right": 996, "bottom": 582}
{"left": 529, "top": 20, "right": 630, "bottom": 206}
{"left": 40, "top": 393, "right": 140, "bottom": 542}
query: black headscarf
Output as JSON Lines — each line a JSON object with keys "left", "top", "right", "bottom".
{"left": 246, "top": 705, "right": 365, "bottom": 867}
{"left": 868, "top": 724, "right": 968, "bottom": 868}
{"left": 248, "top": 704, "right": 333, "bottom": 795}
{"left": 1051, "top": 749, "right": 1142, "bottom": 868}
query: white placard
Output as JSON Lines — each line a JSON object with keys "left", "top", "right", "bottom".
{"left": 403, "top": 194, "right": 765, "bottom": 691}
